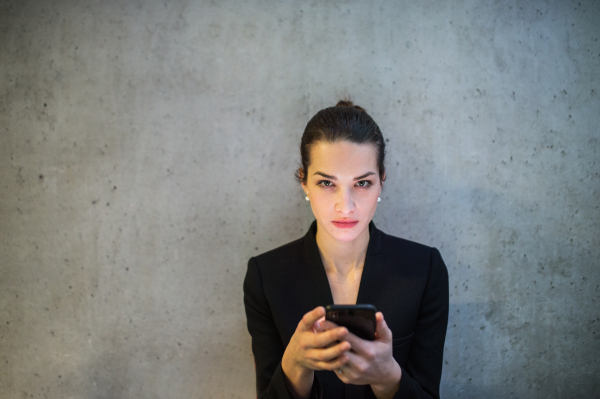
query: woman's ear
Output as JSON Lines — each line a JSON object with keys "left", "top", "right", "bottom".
{"left": 298, "top": 168, "right": 307, "bottom": 192}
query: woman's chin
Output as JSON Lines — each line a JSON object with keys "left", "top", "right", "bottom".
{"left": 326, "top": 224, "right": 366, "bottom": 242}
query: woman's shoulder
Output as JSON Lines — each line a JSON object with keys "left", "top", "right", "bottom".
{"left": 375, "top": 227, "right": 447, "bottom": 275}
{"left": 375, "top": 225, "right": 438, "bottom": 256}
{"left": 383, "top": 231, "right": 432, "bottom": 250}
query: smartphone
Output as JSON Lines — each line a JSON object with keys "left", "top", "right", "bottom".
{"left": 325, "top": 304, "right": 377, "bottom": 341}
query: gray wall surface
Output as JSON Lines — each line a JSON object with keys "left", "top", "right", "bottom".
{"left": 1, "top": 0, "right": 598, "bottom": 398}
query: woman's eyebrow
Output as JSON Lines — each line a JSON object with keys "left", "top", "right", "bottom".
{"left": 354, "top": 172, "right": 376, "bottom": 180}
{"left": 313, "top": 171, "right": 376, "bottom": 180}
{"left": 313, "top": 171, "right": 336, "bottom": 180}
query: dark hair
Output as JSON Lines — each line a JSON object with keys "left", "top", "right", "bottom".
{"left": 295, "top": 100, "right": 386, "bottom": 184}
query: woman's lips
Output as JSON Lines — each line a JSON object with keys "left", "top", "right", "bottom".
{"left": 332, "top": 220, "right": 359, "bottom": 228}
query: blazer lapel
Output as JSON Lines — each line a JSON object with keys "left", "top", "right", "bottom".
{"left": 356, "top": 221, "right": 384, "bottom": 305}
{"left": 303, "top": 221, "right": 334, "bottom": 307}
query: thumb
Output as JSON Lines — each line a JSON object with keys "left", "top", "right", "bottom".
{"left": 375, "top": 312, "right": 393, "bottom": 343}
{"left": 299, "top": 306, "right": 326, "bottom": 332}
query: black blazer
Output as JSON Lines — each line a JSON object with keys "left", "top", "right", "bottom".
{"left": 244, "top": 221, "right": 449, "bottom": 399}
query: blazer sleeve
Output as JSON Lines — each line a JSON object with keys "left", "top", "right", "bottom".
{"left": 243, "top": 257, "right": 323, "bottom": 399}
{"left": 392, "top": 247, "right": 449, "bottom": 399}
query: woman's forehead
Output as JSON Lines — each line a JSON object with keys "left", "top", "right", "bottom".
{"left": 308, "top": 141, "right": 379, "bottom": 176}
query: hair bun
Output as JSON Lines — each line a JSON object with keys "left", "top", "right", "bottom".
{"left": 335, "top": 100, "right": 354, "bottom": 107}
{"left": 335, "top": 100, "right": 366, "bottom": 112}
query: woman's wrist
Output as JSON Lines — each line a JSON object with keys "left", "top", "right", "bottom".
{"left": 370, "top": 360, "right": 402, "bottom": 399}
{"left": 282, "top": 352, "right": 314, "bottom": 399}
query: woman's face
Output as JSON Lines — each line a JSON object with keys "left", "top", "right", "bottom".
{"left": 301, "top": 140, "right": 383, "bottom": 244}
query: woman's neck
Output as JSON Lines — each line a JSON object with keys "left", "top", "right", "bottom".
{"left": 315, "top": 223, "right": 370, "bottom": 278}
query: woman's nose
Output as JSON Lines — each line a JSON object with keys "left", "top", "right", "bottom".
{"left": 335, "top": 187, "right": 355, "bottom": 213}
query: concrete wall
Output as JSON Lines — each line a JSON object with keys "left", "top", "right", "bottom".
{"left": 1, "top": 0, "right": 598, "bottom": 398}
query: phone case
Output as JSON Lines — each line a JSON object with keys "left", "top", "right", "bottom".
{"left": 325, "top": 304, "right": 377, "bottom": 340}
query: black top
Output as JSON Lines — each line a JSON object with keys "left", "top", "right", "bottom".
{"left": 244, "top": 221, "right": 449, "bottom": 399}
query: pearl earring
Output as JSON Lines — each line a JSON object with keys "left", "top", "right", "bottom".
{"left": 377, "top": 197, "right": 381, "bottom": 202}
{"left": 305, "top": 192, "right": 310, "bottom": 201}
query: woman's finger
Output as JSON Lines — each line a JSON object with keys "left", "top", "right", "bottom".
{"left": 306, "top": 340, "right": 350, "bottom": 362}
{"left": 313, "top": 352, "right": 349, "bottom": 371}
{"left": 318, "top": 319, "right": 340, "bottom": 331}
{"left": 312, "top": 316, "right": 327, "bottom": 333}
{"left": 339, "top": 330, "right": 369, "bottom": 355}
{"left": 337, "top": 350, "right": 368, "bottom": 378}
{"left": 311, "top": 326, "right": 348, "bottom": 348}
{"left": 374, "top": 312, "right": 392, "bottom": 343}
{"left": 299, "top": 306, "right": 326, "bottom": 332}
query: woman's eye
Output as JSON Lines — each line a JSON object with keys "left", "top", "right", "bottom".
{"left": 356, "top": 180, "right": 372, "bottom": 187}
{"left": 317, "top": 180, "right": 333, "bottom": 187}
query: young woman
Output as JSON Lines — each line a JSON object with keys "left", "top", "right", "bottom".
{"left": 244, "top": 101, "right": 449, "bottom": 399}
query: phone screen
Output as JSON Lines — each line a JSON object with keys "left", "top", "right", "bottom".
{"left": 325, "top": 304, "right": 377, "bottom": 340}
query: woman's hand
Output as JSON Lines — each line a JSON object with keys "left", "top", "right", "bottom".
{"left": 281, "top": 306, "right": 351, "bottom": 398}
{"left": 326, "top": 312, "right": 402, "bottom": 399}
